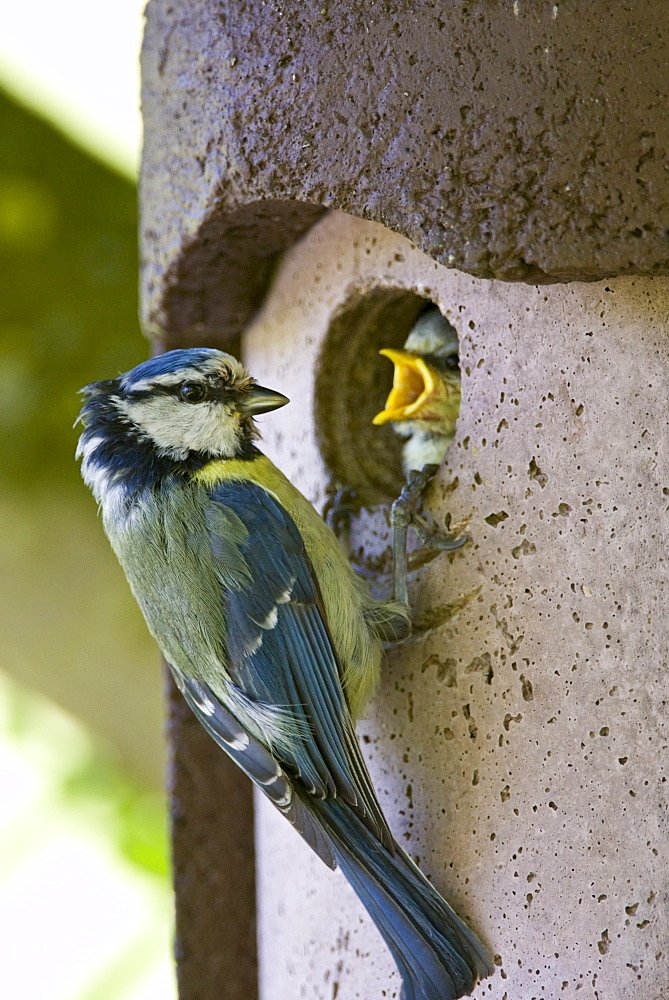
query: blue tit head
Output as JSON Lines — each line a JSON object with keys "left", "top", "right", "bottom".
{"left": 77, "top": 348, "right": 288, "bottom": 496}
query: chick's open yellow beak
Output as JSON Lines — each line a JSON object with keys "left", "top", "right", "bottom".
{"left": 372, "top": 349, "right": 438, "bottom": 425}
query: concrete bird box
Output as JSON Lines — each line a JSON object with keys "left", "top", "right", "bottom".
{"left": 141, "top": 3, "right": 669, "bottom": 998}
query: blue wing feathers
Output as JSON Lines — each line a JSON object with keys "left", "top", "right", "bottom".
{"left": 195, "top": 477, "right": 491, "bottom": 998}
{"left": 316, "top": 797, "right": 494, "bottom": 1000}
{"left": 280, "top": 611, "right": 354, "bottom": 801}
{"left": 205, "top": 479, "right": 391, "bottom": 841}
{"left": 177, "top": 672, "right": 336, "bottom": 868}
{"left": 254, "top": 623, "right": 334, "bottom": 798}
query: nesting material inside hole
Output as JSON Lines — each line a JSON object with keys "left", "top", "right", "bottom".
{"left": 314, "top": 289, "right": 459, "bottom": 506}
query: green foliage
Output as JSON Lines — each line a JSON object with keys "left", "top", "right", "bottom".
{"left": 0, "top": 88, "right": 146, "bottom": 488}
{"left": 64, "top": 755, "right": 169, "bottom": 876}
{"left": 1, "top": 669, "right": 170, "bottom": 878}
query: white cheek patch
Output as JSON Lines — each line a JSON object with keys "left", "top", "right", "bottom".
{"left": 119, "top": 396, "right": 244, "bottom": 459}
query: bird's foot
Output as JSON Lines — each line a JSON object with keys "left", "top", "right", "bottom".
{"left": 391, "top": 464, "right": 468, "bottom": 605}
{"left": 409, "top": 511, "right": 469, "bottom": 552}
{"left": 392, "top": 465, "right": 468, "bottom": 547}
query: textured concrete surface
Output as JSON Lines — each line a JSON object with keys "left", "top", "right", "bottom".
{"left": 141, "top": 4, "right": 669, "bottom": 996}
{"left": 244, "top": 211, "right": 669, "bottom": 1000}
{"left": 141, "top": 0, "right": 669, "bottom": 345}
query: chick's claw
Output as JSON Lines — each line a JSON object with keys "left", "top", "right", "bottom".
{"left": 409, "top": 513, "right": 469, "bottom": 552}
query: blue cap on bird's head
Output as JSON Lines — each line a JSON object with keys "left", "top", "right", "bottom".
{"left": 119, "top": 348, "right": 225, "bottom": 391}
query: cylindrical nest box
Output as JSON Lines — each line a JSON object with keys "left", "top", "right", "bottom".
{"left": 141, "top": 3, "right": 669, "bottom": 998}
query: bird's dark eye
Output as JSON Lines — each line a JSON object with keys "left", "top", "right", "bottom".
{"left": 179, "top": 382, "right": 207, "bottom": 403}
{"left": 444, "top": 354, "right": 460, "bottom": 371}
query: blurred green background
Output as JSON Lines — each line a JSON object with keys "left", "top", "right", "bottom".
{"left": 0, "top": 81, "right": 176, "bottom": 999}
{"left": 0, "top": 86, "right": 163, "bottom": 788}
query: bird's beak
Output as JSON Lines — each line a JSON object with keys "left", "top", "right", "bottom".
{"left": 240, "top": 384, "right": 290, "bottom": 416}
{"left": 372, "top": 349, "right": 443, "bottom": 425}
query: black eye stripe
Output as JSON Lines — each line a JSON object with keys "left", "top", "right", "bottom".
{"left": 124, "top": 387, "right": 162, "bottom": 402}
{"left": 422, "top": 351, "right": 460, "bottom": 373}
{"left": 126, "top": 379, "right": 236, "bottom": 403}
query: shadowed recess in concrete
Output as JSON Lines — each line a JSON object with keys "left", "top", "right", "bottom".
{"left": 149, "top": 199, "right": 325, "bottom": 348}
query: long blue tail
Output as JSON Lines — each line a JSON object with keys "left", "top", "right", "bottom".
{"left": 312, "top": 796, "right": 493, "bottom": 1000}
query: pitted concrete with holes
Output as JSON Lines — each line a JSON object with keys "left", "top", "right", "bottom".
{"left": 244, "top": 211, "right": 669, "bottom": 1000}
{"left": 142, "top": 0, "right": 669, "bottom": 329}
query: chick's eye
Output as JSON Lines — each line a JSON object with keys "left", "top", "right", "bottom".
{"left": 444, "top": 354, "right": 460, "bottom": 371}
{"left": 179, "top": 382, "right": 207, "bottom": 403}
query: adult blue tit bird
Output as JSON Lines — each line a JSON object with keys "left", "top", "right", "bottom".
{"left": 373, "top": 306, "right": 461, "bottom": 475}
{"left": 76, "top": 348, "right": 492, "bottom": 1000}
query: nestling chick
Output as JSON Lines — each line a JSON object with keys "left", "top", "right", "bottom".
{"left": 373, "top": 307, "right": 461, "bottom": 474}
{"left": 373, "top": 309, "right": 467, "bottom": 603}
{"left": 77, "top": 348, "right": 491, "bottom": 1000}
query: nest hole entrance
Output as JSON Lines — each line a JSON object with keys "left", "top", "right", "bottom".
{"left": 314, "top": 289, "right": 459, "bottom": 507}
